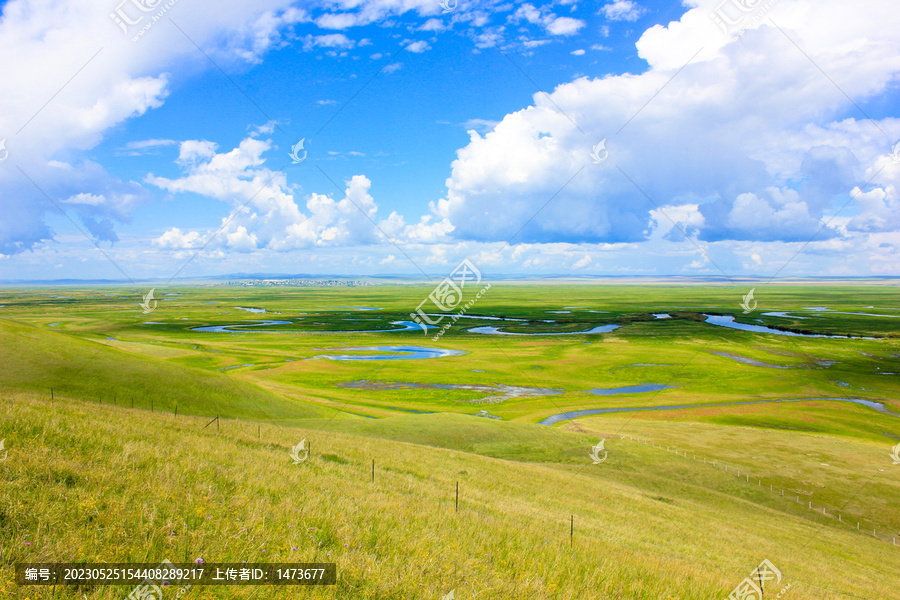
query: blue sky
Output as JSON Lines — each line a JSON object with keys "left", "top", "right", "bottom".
{"left": 1, "top": 0, "right": 899, "bottom": 281}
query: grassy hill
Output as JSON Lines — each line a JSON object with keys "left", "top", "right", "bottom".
{"left": 0, "top": 319, "right": 331, "bottom": 422}
{"left": 2, "top": 392, "right": 898, "bottom": 599}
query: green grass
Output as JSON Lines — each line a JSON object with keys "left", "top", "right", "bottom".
{"left": 2, "top": 392, "right": 899, "bottom": 599}
{"left": 1, "top": 282, "right": 899, "bottom": 598}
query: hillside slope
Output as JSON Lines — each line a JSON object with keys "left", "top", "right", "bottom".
{"left": 2, "top": 393, "right": 898, "bottom": 599}
{"left": 0, "top": 319, "right": 328, "bottom": 421}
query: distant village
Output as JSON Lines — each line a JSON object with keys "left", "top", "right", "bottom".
{"left": 224, "top": 278, "right": 378, "bottom": 287}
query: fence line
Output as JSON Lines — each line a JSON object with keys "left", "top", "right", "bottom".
{"left": 29, "top": 392, "right": 898, "bottom": 548}
{"left": 619, "top": 434, "right": 898, "bottom": 546}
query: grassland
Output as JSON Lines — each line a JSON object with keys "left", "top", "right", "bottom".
{"left": 1, "top": 282, "right": 899, "bottom": 598}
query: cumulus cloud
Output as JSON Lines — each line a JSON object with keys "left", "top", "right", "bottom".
{"left": 301, "top": 33, "right": 357, "bottom": 51}
{"left": 434, "top": 0, "right": 900, "bottom": 254}
{"left": 511, "top": 4, "right": 585, "bottom": 37}
{"left": 147, "top": 136, "right": 450, "bottom": 252}
{"left": 0, "top": 0, "right": 455, "bottom": 257}
{"left": 573, "top": 254, "right": 592, "bottom": 269}
{"left": 0, "top": 0, "right": 327, "bottom": 256}
{"left": 404, "top": 40, "right": 431, "bottom": 53}
{"left": 313, "top": 0, "right": 444, "bottom": 29}
{"left": 600, "top": 1, "right": 646, "bottom": 22}
{"left": 847, "top": 185, "right": 900, "bottom": 232}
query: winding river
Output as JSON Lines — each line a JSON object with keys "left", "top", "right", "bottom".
{"left": 312, "top": 346, "right": 466, "bottom": 361}
{"left": 539, "top": 397, "right": 897, "bottom": 426}
{"left": 192, "top": 320, "right": 431, "bottom": 334}
{"left": 468, "top": 324, "right": 621, "bottom": 335}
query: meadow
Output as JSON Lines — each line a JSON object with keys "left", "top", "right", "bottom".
{"left": 0, "top": 281, "right": 899, "bottom": 599}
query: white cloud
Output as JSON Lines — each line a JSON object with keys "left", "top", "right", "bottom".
{"left": 571, "top": 49, "right": 585, "bottom": 56}
{"left": 301, "top": 33, "right": 357, "bottom": 50}
{"left": 511, "top": 4, "right": 585, "bottom": 37}
{"left": 313, "top": 0, "right": 444, "bottom": 30}
{"left": 117, "top": 138, "right": 178, "bottom": 156}
{"left": 405, "top": 40, "right": 431, "bottom": 53}
{"left": 573, "top": 254, "right": 592, "bottom": 269}
{"left": 148, "top": 136, "right": 450, "bottom": 252}
{"left": 546, "top": 16, "right": 585, "bottom": 36}
{"left": 0, "top": 0, "right": 325, "bottom": 255}
{"left": 62, "top": 193, "right": 106, "bottom": 206}
{"left": 315, "top": 12, "right": 361, "bottom": 30}
{"left": 847, "top": 185, "right": 900, "bottom": 232}
{"left": 226, "top": 225, "right": 259, "bottom": 252}
{"left": 435, "top": 0, "right": 900, "bottom": 254}
{"left": 600, "top": 1, "right": 647, "bottom": 22}
{"left": 154, "top": 227, "right": 203, "bottom": 249}
{"left": 461, "top": 118, "right": 500, "bottom": 133}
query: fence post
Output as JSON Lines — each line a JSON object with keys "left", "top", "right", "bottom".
{"left": 570, "top": 515, "right": 574, "bottom": 546}
{"left": 455, "top": 482, "right": 459, "bottom": 512}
